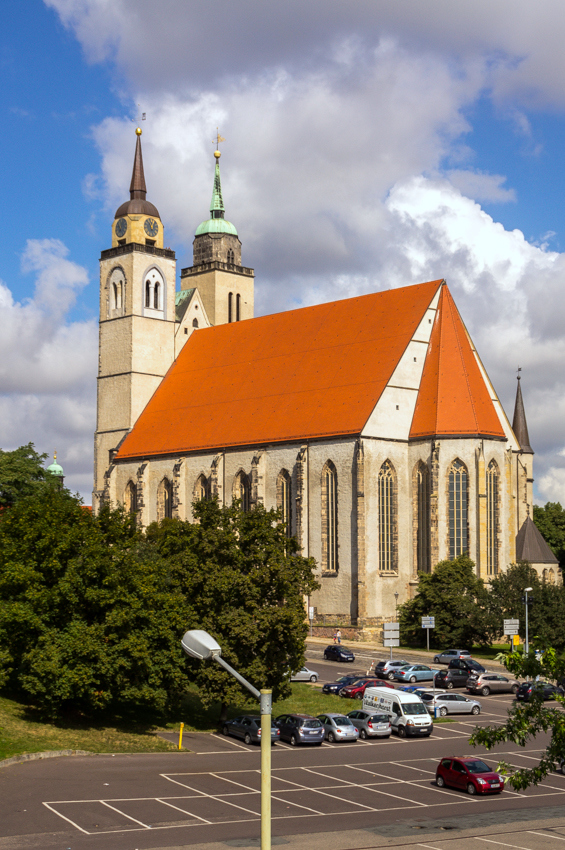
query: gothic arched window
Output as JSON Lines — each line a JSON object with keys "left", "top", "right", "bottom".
{"left": 379, "top": 460, "right": 397, "bottom": 572}
{"left": 153, "top": 282, "right": 160, "bottom": 309}
{"left": 228, "top": 292, "right": 233, "bottom": 323}
{"left": 448, "top": 459, "right": 468, "bottom": 559}
{"left": 124, "top": 480, "right": 137, "bottom": 515}
{"left": 227, "top": 248, "right": 234, "bottom": 263}
{"left": 145, "top": 280, "right": 151, "bottom": 308}
{"left": 321, "top": 461, "right": 338, "bottom": 572}
{"left": 414, "top": 461, "right": 430, "bottom": 573}
{"left": 193, "top": 473, "right": 209, "bottom": 503}
{"left": 486, "top": 459, "right": 500, "bottom": 575}
{"left": 157, "top": 477, "right": 173, "bottom": 520}
{"left": 276, "top": 469, "right": 292, "bottom": 538}
{"left": 233, "top": 470, "right": 250, "bottom": 512}
{"left": 192, "top": 318, "right": 199, "bottom": 328}
{"left": 236, "top": 293, "right": 241, "bottom": 321}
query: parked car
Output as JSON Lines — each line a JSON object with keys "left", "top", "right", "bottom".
{"left": 340, "top": 677, "right": 394, "bottom": 699}
{"left": 290, "top": 666, "right": 319, "bottom": 682}
{"left": 222, "top": 715, "right": 280, "bottom": 745}
{"left": 466, "top": 673, "right": 520, "bottom": 696}
{"left": 324, "top": 645, "right": 356, "bottom": 662}
{"left": 393, "top": 664, "right": 439, "bottom": 683}
{"left": 322, "top": 674, "right": 366, "bottom": 695}
{"left": 398, "top": 685, "right": 434, "bottom": 696}
{"left": 433, "top": 649, "right": 472, "bottom": 665}
{"left": 434, "top": 668, "right": 471, "bottom": 690}
{"left": 363, "top": 687, "right": 433, "bottom": 737}
{"left": 515, "top": 681, "right": 565, "bottom": 702}
{"left": 436, "top": 757, "right": 504, "bottom": 795}
{"left": 275, "top": 714, "right": 325, "bottom": 746}
{"left": 448, "top": 658, "right": 486, "bottom": 675}
{"left": 420, "top": 692, "right": 481, "bottom": 716}
{"left": 347, "top": 709, "right": 391, "bottom": 739}
{"left": 373, "top": 659, "right": 409, "bottom": 680}
{"left": 317, "top": 712, "right": 360, "bottom": 743}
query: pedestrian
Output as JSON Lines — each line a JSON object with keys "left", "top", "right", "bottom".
{"left": 336, "top": 629, "right": 342, "bottom": 644}
{"left": 333, "top": 631, "right": 337, "bottom": 644}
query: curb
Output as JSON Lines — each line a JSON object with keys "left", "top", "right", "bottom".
{"left": 0, "top": 749, "right": 91, "bottom": 769}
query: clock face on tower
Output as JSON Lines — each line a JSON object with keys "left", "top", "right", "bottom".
{"left": 144, "top": 218, "right": 159, "bottom": 237}
{"left": 115, "top": 218, "right": 127, "bottom": 238}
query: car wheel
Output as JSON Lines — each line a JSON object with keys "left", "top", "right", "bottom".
{"left": 328, "top": 732, "right": 335, "bottom": 743}
{"left": 446, "top": 681, "right": 454, "bottom": 689}
{"left": 324, "top": 653, "right": 329, "bottom": 660}
{"left": 360, "top": 729, "right": 367, "bottom": 739}
{"left": 481, "top": 686, "right": 490, "bottom": 696}
{"left": 467, "top": 782, "right": 477, "bottom": 795}
{"left": 440, "top": 706, "right": 448, "bottom": 717}
{"left": 511, "top": 685, "right": 519, "bottom": 695}
{"left": 355, "top": 692, "right": 363, "bottom": 700}
{"left": 244, "top": 733, "right": 252, "bottom": 745}
{"left": 222, "top": 725, "right": 230, "bottom": 736}
{"left": 436, "top": 775, "right": 445, "bottom": 788}
{"left": 387, "top": 672, "right": 395, "bottom": 680}
{"left": 471, "top": 705, "right": 480, "bottom": 715}
{"left": 409, "top": 676, "right": 417, "bottom": 683}
{"left": 310, "top": 675, "right": 317, "bottom": 682}
{"left": 398, "top": 726, "right": 406, "bottom": 738}
{"left": 290, "top": 734, "right": 298, "bottom": 747}
{"left": 434, "top": 656, "right": 440, "bottom": 663}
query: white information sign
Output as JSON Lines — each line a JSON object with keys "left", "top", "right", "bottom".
{"left": 308, "top": 607, "right": 314, "bottom": 620}
{"left": 421, "top": 616, "right": 435, "bottom": 629}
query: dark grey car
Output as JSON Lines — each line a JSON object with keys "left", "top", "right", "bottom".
{"left": 222, "top": 715, "right": 280, "bottom": 745}
{"left": 347, "top": 709, "right": 391, "bottom": 739}
{"left": 275, "top": 714, "right": 324, "bottom": 746}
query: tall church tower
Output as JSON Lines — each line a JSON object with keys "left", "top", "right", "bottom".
{"left": 93, "top": 128, "right": 177, "bottom": 510}
{"left": 180, "top": 147, "right": 254, "bottom": 324}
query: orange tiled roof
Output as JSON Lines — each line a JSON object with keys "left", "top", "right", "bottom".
{"left": 116, "top": 279, "right": 443, "bottom": 460}
{"left": 409, "top": 286, "right": 505, "bottom": 440}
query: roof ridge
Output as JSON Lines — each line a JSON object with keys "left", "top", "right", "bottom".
{"left": 445, "top": 288, "right": 480, "bottom": 433}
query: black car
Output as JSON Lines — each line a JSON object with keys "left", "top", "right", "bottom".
{"left": 448, "top": 658, "right": 486, "bottom": 675}
{"left": 516, "top": 681, "right": 565, "bottom": 702}
{"left": 322, "top": 674, "right": 365, "bottom": 695}
{"left": 324, "top": 645, "right": 355, "bottom": 662}
{"left": 434, "top": 668, "right": 470, "bottom": 689}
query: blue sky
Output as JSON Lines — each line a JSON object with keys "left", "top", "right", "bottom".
{"left": 3, "top": 0, "right": 565, "bottom": 503}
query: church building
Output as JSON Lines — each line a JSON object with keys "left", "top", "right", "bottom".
{"left": 93, "top": 129, "right": 559, "bottom": 628}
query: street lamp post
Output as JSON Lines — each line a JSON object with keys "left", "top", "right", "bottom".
{"left": 181, "top": 630, "right": 272, "bottom": 850}
{"left": 524, "top": 587, "right": 533, "bottom": 656}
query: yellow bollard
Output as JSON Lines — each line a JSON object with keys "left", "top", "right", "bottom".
{"left": 178, "top": 722, "right": 184, "bottom": 750}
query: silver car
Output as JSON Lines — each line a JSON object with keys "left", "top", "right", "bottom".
{"left": 317, "top": 712, "right": 360, "bottom": 743}
{"left": 347, "top": 709, "right": 391, "bottom": 739}
{"left": 466, "top": 673, "right": 519, "bottom": 696}
{"left": 420, "top": 692, "right": 481, "bottom": 716}
{"left": 290, "top": 666, "right": 319, "bottom": 682}
{"left": 373, "top": 659, "right": 410, "bottom": 680}
{"left": 433, "top": 649, "right": 472, "bottom": 664}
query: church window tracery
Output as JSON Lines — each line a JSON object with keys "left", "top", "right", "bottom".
{"left": 379, "top": 460, "right": 397, "bottom": 572}
{"left": 448, "top": 459, "right": 468, "bottom": 559}
{"left": 414, "top": 461, "right": 430, "bottom": 572}
{"left": 124, "top": 480, "right": 137, "bottom": 515}
{"left": 227, "top": 248, "right": 235, "bottom": 263}
{"left": 193, "top": 473, "right": 209, "bottom": 503}
{"left": 321, "top": 461, "right": 338, "bottom": 573}
{"left": 233, "top": 470, "right": 250, "bottom": 512}
{"left": 157, "top": 477, "right": 173, "bottom": 520}
{"left": 486, "top": 459, "right": 500, "bottom": 575}
{"left": 276, "top": 469, "right": 292, "bottom": 538}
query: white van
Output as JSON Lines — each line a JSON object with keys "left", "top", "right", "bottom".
{"left": 363, "top": 687, "right": 433, "bottom": 738}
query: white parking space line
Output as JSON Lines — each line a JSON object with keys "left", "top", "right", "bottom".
{"left": 476, "top": 838, "right": 532, "bottom": 849}
{"left": 42, "top": 803, "right": 90, "bottom": 835}
{"left": 100, "top": 800, "right": 150, "bottom": 828}
{"left": 156, "top": 798, "right": 212, "bottom": 824}
{"left": 529, "top": 831, "right": 565, "bottom": 842}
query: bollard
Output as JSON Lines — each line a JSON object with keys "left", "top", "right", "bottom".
{"left": 178, "top": 722, "right": 184, "bottom": 750}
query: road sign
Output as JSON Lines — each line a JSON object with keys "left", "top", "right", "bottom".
{"left": 421, "top": 617, "right": 435, "bottom": 628}
{"left": 504, "top": 618, "right": 519, "bottom": 635}
{"left": 308, "top": 607, "right": 314, "bottom": 620}
{"left": 384, "top": 638, "right": 400, "bottom": 647}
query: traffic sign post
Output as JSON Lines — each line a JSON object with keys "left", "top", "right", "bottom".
{"left": 421, "top": 616, "right": 435, "bottom": 652}
{"left": 308, "top": 606, "right": 314, "bottom": 637}
{"left": 384, "top": 622, "right": 400, "bottom": 659}
{"left": 503, "top": 618, "right": 519, "bottom": 640}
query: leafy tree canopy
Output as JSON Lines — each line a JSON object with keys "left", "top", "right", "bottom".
{"left": 399, "top": 555, "right": 496, "bottom": 649}
{"left": 534, "top": 502, "right": 565, "bottom": 568}
{"left": 147, "top": 498, "right": 320, "bottom": 721}
{"left": 0, "top": 443, "right": 53, "bottom": 509}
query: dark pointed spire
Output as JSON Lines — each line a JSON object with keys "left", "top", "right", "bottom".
{"left": 129, "top": 128, "right": 147, "bottom": 200}
{"left": 512, "top": 373, "right": 534, "bottom": 454}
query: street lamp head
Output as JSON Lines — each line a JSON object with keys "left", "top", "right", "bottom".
{"left": 524, "top": 587, "right": 533, "bottom": 593}
{"left": 181, "top": 629, "right": 222, "bottom": 661}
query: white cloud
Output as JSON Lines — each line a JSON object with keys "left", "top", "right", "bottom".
{"left": 538, "top": 467, "right": 565, "bottom": 505}
{"left": 0, "top": 240, "right": 96, "bottom": 499}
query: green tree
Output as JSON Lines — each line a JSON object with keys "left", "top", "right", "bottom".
{"left": 147, "top": 498, "right": 319, "bottom": 721}
{"left": 470, "top": 648, "right": 565, "bottom": 789}
{"left": 534, "top": 502, "right": 565, "bottom": 569}
{"left": 399, "top": 555, "right": 496, "bottom": 649}
{"left": 0, "top": 487, "right": 188, "bottom": 720}
{"left": 0, "top": 443, "right": 52, "bottom": 509}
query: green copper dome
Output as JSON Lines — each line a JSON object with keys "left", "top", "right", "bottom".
{"left": 195, "top": 154, "right": 238, "bottom": 237}
{"left": 47, "top": 452, "right": 64, "bottom": 477}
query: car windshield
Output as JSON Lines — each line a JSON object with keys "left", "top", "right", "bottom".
{"left": 371, "top": 714, "right": 389, "bottom": 722}
{"left": 333, "top": 716, "right": 353, "bottom": 725}
{"left": 402, "top": 702, "right": 429, "bottom": 715}
{"left": 302, "top": 719, "right": 322, "bottom": 728}
{"left": 397, "top": 665, "right": 411, "bottom": 670}
{"left": 464, "top": 760, "right": 491, "bottom": 774}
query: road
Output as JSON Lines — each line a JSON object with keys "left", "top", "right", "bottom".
{"left": 2, "top": 679, "right": 565, "bottom": 850}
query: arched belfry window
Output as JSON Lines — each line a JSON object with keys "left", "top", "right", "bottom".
{"left": 276, "top": 469, "right": 292, "bottom": 539}
{"left": 157, "top": 477, "right": 173, "bottom": 521}
{"left": 124, "top": 480, "right": 137, "bottom": 515}
{"left": 321, "top": 461, "right": 338, "bottom": 573}
{"left": 448, "top": 459, "right": 468, "bottom": 559}
{"left": 193, "top": 473, "right": 209, "bottom": 503}
{"left": 108, "top": 267, "right": 125, "bottom": 318}
{"left": 233, "top": 470, "right": 250, "bottom": 512}
{"left": 228, "top": 292, "right": 233, "bottom": 323}
{"left": 153, "top": 282, "right": 160, "bottom": 309}
{"left": 236, "top": 293, "right": 241, "bottom": 321}
{"left": 379, "top": 460, "right": 397, "bottom": 572}
{"left": 486, "top": 460, "right": 500, "bottom": 575}
{"left": 414, "top": 461, "right": 430, "bottom": 573}
{"left": 145, "top": 280, "right": 151, "bottom": 308}
{"left": 144, "top": 268, "right": 165, "bottom": 315}
{"left": 227, "top": 248, "right": 235, "bottom": 263}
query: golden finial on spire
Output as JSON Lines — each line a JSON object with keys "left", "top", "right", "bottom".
{"left": 54, "top": 450, "right": 57, "bottom": 461}
{"left": 214, "top": 127, "right": 225, "bottom": 159}
{"left": 132, "top": 104, "right": 146, "bottom": 136}
{"left": 136, "top": 127, "right": 142, "bottom": 136}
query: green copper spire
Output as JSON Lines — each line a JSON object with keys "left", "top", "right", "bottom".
{"left": 195, "top": 149, "right": 238, "bottom": 237}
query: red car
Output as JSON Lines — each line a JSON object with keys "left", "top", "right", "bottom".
{"left": 340, "top": 678, "right": 395, "bottom": 699}
{"left": 436, "top": 757, "right": 505, "bottom": 795}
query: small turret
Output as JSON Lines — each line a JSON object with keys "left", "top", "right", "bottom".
{"left": 512, "top": 373, "right": 534, "bottom": 454}
{"left": 46, "top": 451, "right": 65, "bottom": 487}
